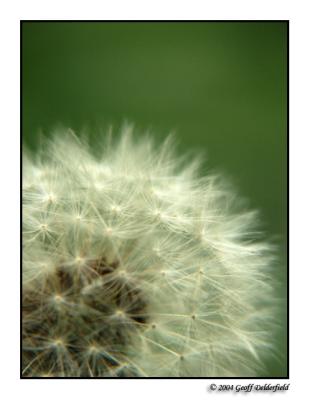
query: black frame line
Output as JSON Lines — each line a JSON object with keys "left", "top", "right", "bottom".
{"left": 20, "top": 19, "right": 289, "bottom": 380}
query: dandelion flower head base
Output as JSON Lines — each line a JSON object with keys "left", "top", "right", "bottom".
{"left": 23, "top": 256, "right": 148, "bottom": 377}
{"left": 23, "top": 127, "right": 277, "bottom": 377}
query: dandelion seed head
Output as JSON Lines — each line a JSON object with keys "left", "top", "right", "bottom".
{"left": 22, "top": 127, "right": 280, "bottom": 377}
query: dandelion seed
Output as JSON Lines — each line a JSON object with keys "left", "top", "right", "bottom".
{"left": 22, "top": 127, "right": 280, "bottom": 377}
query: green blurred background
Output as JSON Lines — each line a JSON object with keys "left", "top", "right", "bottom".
{"left": 22, "top": 21, "right": 287, "bottom": 376}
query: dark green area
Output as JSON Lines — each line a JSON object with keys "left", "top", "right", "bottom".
{"left": 22, "top": 21, "right": 287, "bottom": 376}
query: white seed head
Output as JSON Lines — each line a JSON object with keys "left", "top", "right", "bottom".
{"left": 22, "top": 127, "right": 280, "bottom": 377}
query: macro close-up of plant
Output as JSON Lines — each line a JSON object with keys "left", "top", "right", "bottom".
{"left": 22, "top": 128, "right": 280, "bottom": 377}
{"left": 21, "top": 21, "right": 287, "bottom": 378}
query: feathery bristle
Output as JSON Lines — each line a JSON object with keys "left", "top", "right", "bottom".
{"left": 22, "top": 127, "right": 279, "bottom": 377}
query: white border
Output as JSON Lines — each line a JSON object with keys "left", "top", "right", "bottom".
{"left": 1, "top": 0, "right": 310, "bottom": 398}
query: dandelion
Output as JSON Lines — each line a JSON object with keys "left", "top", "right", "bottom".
{"left": 22, "top": 126, "right": 279, "bottom": 377}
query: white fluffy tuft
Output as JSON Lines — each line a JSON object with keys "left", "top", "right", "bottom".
{"left": 22, "top": 127, "right": 279, "bottom": 377}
